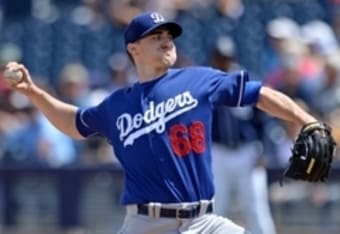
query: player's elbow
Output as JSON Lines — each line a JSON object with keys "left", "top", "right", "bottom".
{"left": 256, "top": 86, "right": 273, "bottom": 111}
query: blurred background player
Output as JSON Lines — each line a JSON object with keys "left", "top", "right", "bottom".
{"left": 211, "top": 36, "right": 277, "bottom": 234}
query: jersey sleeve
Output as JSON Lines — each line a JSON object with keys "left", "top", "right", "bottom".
{"left": 208, "top": 69, "right": 262, "bottom": 107}
{"left": 76, "top": 100, "right": 108, "bottom": 138}
{"left": 76, "top": 108, "right": 99, "bottom": 137}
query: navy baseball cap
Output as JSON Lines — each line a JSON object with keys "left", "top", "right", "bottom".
{"left": 124, "top": 11, "right": 182, "bottom": 46}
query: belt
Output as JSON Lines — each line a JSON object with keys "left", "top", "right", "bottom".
{"left": 137, "top": 202, "right": 213, "bottom": 219}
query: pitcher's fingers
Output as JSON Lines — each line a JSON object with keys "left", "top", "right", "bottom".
{"left": 10, "top": 64, "right": 30, "bottom": 81}
{"left": 5, "top": 62, "right": 22, "bottom": 72}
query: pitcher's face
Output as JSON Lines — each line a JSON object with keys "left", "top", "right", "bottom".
{"left": 129, "top": 29, "right": 177, "bottom": 69}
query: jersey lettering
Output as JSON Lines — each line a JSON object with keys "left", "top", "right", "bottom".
{"left": 116, "top": 91, "right": 198, "bottom": 146}
{"left": 169, "top": 121, "right": 206, "bottom": 157}
{"left": 189, "top": 121, "right": 205, "bottom": 154}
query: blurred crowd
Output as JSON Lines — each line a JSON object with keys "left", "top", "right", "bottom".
{"left": 0, "top": 0, "right": 340, "bottom": 169}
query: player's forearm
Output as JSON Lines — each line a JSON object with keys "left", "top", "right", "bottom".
{"left": 26, "top": 85, "right": 84, "bottom": 139}
{"left": 256, "top": 86, "right": 317, "bottom": 126}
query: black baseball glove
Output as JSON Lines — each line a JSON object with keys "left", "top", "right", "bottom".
{"left": 281, "top": 122, "right": 337, "bottom": 185}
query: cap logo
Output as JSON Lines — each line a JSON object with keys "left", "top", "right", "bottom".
{"left": 150, "top": 12, "right": 165, "bottom": 23}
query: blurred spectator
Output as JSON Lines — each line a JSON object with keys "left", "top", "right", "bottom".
{"left": 312, "top": 50, "right": 340, "bottom": 119}
{"left": 57, "top": 62, "right": 91, "bottom": 107}
{"left": 331, "top": 6, "right": 340, "bottom": 42}
{"left": 107, "top": 52, "right": 135, "bottom": 91}
{"left": 107, "top": 0, "right": 145, "bottom": 26}
{"left": 299, "top": 20, "right": 338, "bottom": 87}
{"left": 0, "top": 108, "right": 22, "bottom": 162}
{"left": 264, "top": 38, "right": 319, "bottom": 107}
{"left": 55, "top": 62, "right": 93, "bottom": 165}
{"left": 301, "top": 20, "right": 338, "bottom": 57}
{"left": 1, "top": 89, "right": 77, "bottom": 167}
{"left": 72, "top": 0, "right": 117, "bottom": 86}
{"left": 0, "top": 42, "right": 22, "bottom": 67}
{"left": 210, "top": 36, "right": 240, "bottom": 71}
{"left": 263, "top": 17, "right": 301, "bottom": 76}
{"left": 215, "top": 0, "right": 244, "bottom": 19}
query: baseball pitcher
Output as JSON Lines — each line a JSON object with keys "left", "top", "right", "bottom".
{"left": 2, "top": 11, "right": 335, "bottom": 234}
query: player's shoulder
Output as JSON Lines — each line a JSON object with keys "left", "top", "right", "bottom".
{"left": 101, "top": 84, "right": 135, "bottom": 103}
{"left": 169, "top": 66, "right": 250, "bottom": 83}
{"left": 168, "top": 66, "right": 225, "bottom": 81}
{"left": 186, "top": 66, "right": 250, "bottom": 79}
{"left": 171, "top": 66, "right": 220, "bottom": 74}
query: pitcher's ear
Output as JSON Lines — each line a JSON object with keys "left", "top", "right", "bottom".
{"left": 127, "top": 43, "right": 137, "bottom": 55}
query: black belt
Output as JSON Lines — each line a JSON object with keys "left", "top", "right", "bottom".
{"left": 137, "top": 203, "right": 213, "bottom": 219}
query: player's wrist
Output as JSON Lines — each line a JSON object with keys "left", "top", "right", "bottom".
{"left": 299, "top": 116, "right": 318, "bottom": 127}
{"left": 24, "top": 83, "right": 43, "bottom": 98}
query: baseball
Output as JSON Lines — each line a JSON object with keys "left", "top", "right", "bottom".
{"left": 3, "top": 68, "right": 23, "bottom": 85}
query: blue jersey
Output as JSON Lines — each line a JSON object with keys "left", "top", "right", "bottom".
{"left": 76, "top": 66, "right": 261, "bottom": 204}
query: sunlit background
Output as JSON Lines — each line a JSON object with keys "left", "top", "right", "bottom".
{"left": 0, "top": 0, "right": 340, "bottom": 234}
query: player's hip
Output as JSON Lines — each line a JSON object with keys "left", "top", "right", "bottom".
{"left": 118, "top": 200, "right": 248, "bottom": 234}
